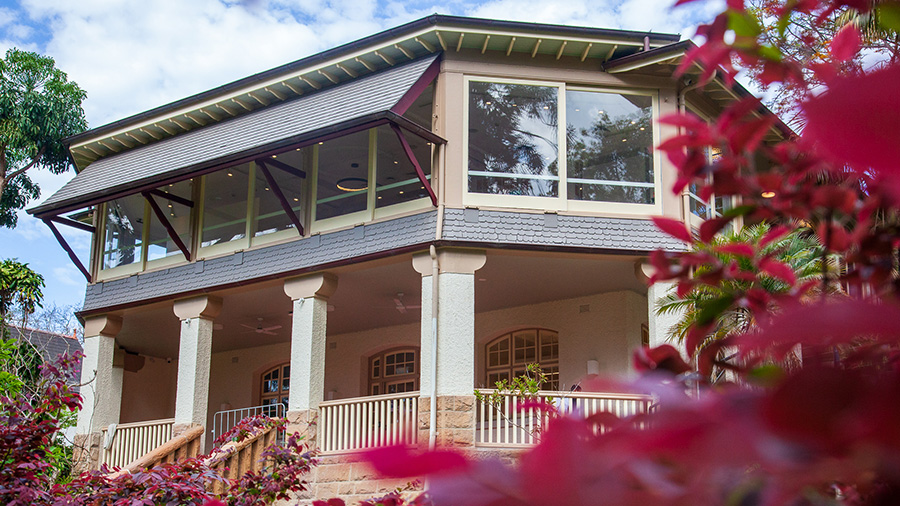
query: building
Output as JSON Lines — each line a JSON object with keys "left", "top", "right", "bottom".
{"left": 29, "top": 14, "right": 786, "bottom": 499}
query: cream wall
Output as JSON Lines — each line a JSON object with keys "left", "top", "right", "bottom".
{"left": 120, "top": 356, "right": 177, "bottom": 424}
{"left": 474, "top": 290, "right": 648, "bottom": 389}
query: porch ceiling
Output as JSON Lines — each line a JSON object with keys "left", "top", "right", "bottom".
{"left": 113, "top": 250, "right": 646, "bottom": 360}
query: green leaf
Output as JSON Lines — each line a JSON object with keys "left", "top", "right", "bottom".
{"left": 728, "top": 10, "right": 763, "bottom": 38}
{"left": 757, "top": 45, "right": 784, "bottom": 62}
{"left": 746, "top": 364, "right": 785, "bottom": 387}
{"left": 696, "top": 295, "right": 735, "bottom": 327}
{"left": 878, "top": 2, "right": 900, "bottom": 32}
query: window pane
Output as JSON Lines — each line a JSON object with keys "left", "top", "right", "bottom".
{"left": 316, "top": 131, "right": 369, "bottom": 221}
{"left": 468, "top": 81, "right": 559, "bottom": 197}
{"left": 401, "top": 82, "right": 433, "bottom": 127}
{"left": 513, "top": 330, "right": 537, "bottom": 364}
{"left": 103, "top": 194, "right": 145, "bottom": 269}
{"left": 566, "top": 90, "right": 654, "bottom": 204}
{"left": 375, "top": 126, "right": 431, "bottom": 208}
{"left": 147, "top": 180, "right": 193, "bottom": 262}
{"left": 540, "top": 330, "right": 559, "bottom": 361}
{"left": 202, "top": 163, "right": 250, "bottom": 247}
{"left": 255, "top": 151, "right": 306, "bottom": 237}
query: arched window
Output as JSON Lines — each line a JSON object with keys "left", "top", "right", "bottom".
{"left": 485, "top": 329, "right": 559, "bottom": 390}
{"left": 369, "top": 348, "right": 419, "bottom": 396}
{"left": 260, "top": 362, "right": 290, "bottom": 408}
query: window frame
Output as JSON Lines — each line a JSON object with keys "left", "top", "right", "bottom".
{"left": 368, "top": 346, "right": 419, "bottom": 396}
{"left": 260, "top": 362, "right": 291, "bottom": 408}
{"left": 463, "top": 75, "right": 662, "bottom": 215}
{"left": 484, "top": 328, "right": 560, "bottom": 391}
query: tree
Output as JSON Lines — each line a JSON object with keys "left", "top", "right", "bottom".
{"left": 0, "top": 258, "right": 44, "bottom": 327}
{"left": 0, "top": 48, "right": 87, "bottom": 228}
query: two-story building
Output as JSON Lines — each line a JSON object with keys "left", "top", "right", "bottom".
{"left": 30, "top": 14, "right": 787, "bottom": 498}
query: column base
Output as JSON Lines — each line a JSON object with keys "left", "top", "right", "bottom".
{"left": 417, "top": 395, "right": 475, "bottom": 447}
{"left": 286, "top": 409, "right": 318, "bottom": 449}
{"left": 72, "top": 432, "right": 101, "bottom": 473}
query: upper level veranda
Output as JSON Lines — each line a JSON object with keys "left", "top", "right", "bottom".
{"left": 29, "top": 15, "right": 788, "bottom": 315}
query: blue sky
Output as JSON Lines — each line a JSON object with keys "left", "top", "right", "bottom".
{"left": 0, "top": 0, "right": 722, "bottom": 312}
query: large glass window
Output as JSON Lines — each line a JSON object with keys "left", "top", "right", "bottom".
{"left": 316, "top": 131, "right": 370, "bottom": 221}
{"left": 485, "top": 329, "right": 559, "bottom": 390}
{"left": 468, "top": 82, "right": 560, "bottom": 197}
{"left": 260, "top": 362, "right": 290, "bottom": 409}
{"left": 202, "top": 163, "right": 251, "bottom": 247}
{"left": 375, "top": 125, "right": 431, "bottom": 208}
{"left": 102, "top": 194, "right": 146, "bottom": 270}
{"left": 255, "top": 151, "right": 305, "bottom": 237}
{"left": 147, "top": 180, "right": 193, "bottom": 261}
{"left": 566, "top": 90, "right": 654, "bottom": 204}
{"left": 369, "top": 348, "right": 419, "bottom": 396}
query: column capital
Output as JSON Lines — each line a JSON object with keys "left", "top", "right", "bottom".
{"left": 174, "top": 295, "right": 223, "bottom": 320}
{"left": 83, "top": 314, "right": 123, "bottom": 338}
{"left": 284, "top": 272, "right": 338, "bottom": 301}
{"left": 413, "top": 248, "right": 486, "bottom": 276}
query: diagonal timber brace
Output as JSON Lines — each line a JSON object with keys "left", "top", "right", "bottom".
{"left": 43, "top": 218, "right": 92, "bottom": 283}
{"left": 256, "top": 160, "right": 305, "bottom": 236}
{"left": 389, "top": 123, "right": 437, "bottom": 207}
{"left": 142, "top": 192, "right": 192, "bottom": 261}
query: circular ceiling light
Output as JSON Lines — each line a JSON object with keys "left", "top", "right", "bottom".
{"left": 336, "top": 177, "right": 368, "bottom": 192}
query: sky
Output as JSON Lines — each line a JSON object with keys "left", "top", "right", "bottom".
{"left": 0, "top": 0, "right": 723, "bottom": 313}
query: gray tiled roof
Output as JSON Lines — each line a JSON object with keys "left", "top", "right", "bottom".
{"left": 5, "top": 325, "right": 83, "bottom": 389}
{"left": 83, "top": 210, "right": 438, "bottom": 311}
{"left": 441, "top": 208, "right": 687, "bottom": 252}
{"left": 35, "top": 54, "right": 439, "bottom": 215}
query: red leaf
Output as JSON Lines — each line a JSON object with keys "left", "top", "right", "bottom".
{"left": 699, "top": 217, "right": 731, "bottom": 242}
{"left": 759, "top": 258, "right": 797, "bottom": 284}
{"left": 759, "top": 225, "right": 791, "bottom": 248}
{"left": 831, "top": 23, "right": 861, "bottom": 62}
{"left": 652, "top": 216, "right": 693, "bottom": 243}
{"left": 816, "top": 222, "right": 851, "bottom": 251}
{"left": 714, "top": 243, "right": 755, "bottom": 257}
{"left": 633, "top": 345, "right": 692, "bottom": 375}
{"left": 364, "top": 445, "right": 469, "bottom": 478}
{"left": 803, "top": 65, "right": 900, "bottom": 173}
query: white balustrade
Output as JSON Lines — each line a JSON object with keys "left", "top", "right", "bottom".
{"left": 100, "top": 418, "right": 175, "bottom": 469}
{"left": 318, "top": 392, "right": 418, "bottom": 454}
{"left": 475, "top": 390, "right": 653, "bottom": 447}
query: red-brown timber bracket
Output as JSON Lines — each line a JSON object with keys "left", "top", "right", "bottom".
{"left": 142, "top": 191, "right": 192, "bottom": 261}
{"left": 390, "top": 123, "right": 437, "bottom": 206}
{"left": 390, "top": 55, "right": 441, "bottom": 116}
{"left": 255, "top": 160, "right": 305, "bottom": 235}
{"left": 42, "top": 218, "right": 92, "bottom": 283}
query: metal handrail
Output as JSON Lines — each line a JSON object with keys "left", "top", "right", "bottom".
{"left": 211, "top": 403, "right": 285, "bottom": 443}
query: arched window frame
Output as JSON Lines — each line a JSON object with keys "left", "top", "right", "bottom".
{"left": 260, "top": 362, "right": 290, "bottom": 408}
{"left": 485, "top": 328, "right": 559, "bottom": 390}
{"left": 368, "top": 347, "right": 419, "bottom": 396}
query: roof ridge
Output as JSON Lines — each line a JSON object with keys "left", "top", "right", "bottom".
{"left": 6, "top": 324, "right": 79, "bottom": 340}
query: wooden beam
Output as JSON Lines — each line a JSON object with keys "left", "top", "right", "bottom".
{"left": 556, "top": 40, "right": 567, "bottom": 60}
{"left": 149, "top": 188, "right": 194, "bottom": 208}
{"left": 581, "top": 42, "right": 593, "bottom": 61}
{"left": 155, "top": 122, "right": 177, "bottom": 135}
{"left": 140, "top": 127, "right": 162, "bottom": 140}
{"left": 300, "top": 75, "right": 322, "bottom": 89}
{"left": 97, "top": 140, "right": 119, "bottom": 152}
{"left": 214, "top": 103, "right": 236, "bottom": 117}
{"left": 506, "top": 37, "right": 516, "bottom": 56}
{"left": 604, "top": 44, "right": 618, "bottom": 62}
{"left": 318, "top": 69, "right": 339, "bottom": 84}
{"left": 111, "top": 136, "right": 133, "bottom": 148}
{"left": 84, "top": 144, "right": 104, "bottom": 157}
{"left": 415, "top": 37, "right": 435, "bottom": 53}
{"left": 375, "top": 50, "right": 395, "bottom": 66}
{"left": 435, "top": 31, "right": 447, "bottom": 50}
{"left": 394, "top": 43, "right": 415, "bottom": 60}
{"left": 124, "top": 132, "right": 145, "bottom": 144}
{"left": 49, "top": 215, "right": 95, "bottom": 233}
{"left": 481, "top": 34, "right": 491, "bottom": 54}
{"left": 531, "top": 38, "right": 542, "bottom": 58}
{"left": 199, "top": 108, "right": 219, "bottom": 121}
{"left": 456, "top": 33, "right": 465, "bottom": 52}
{"left": 256, "top": 161, "right": 304, "bottom": 235}
{"left": 264, "top": 158, "right": 307, "bottom": 179}
{"left": 265, "top": 86, "right": 287, "bottom": 100}
{"left": 183, "top": 113, "right": 206, "bottom": 126}
{"left": 247, "top": 92, "right": 269, "bottom": 106}
{"left": 170, "top": 117, "right": 191, "bottom": 130}
{"left": 231, "top": 98, "right": 253, "bottom": 111}
{"left": 142, "top": 192, "right": 191, "bottom": 261}
{"left": 389, "top": 123, "right": 436, "bottom": 207}
{"left": 43, "top": 219, "right": 91, "bottom": 283}
{"left": 282, "top": 80, "right": 303, "bottom": 94}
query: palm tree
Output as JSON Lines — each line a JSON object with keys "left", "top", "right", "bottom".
{"left": 656, "top": 224, "right": 831, "bottom": 348}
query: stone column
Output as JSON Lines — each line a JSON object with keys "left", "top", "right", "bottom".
{"left": 172, "top": 295, "right": 222, "bottom": 436}
{"left": 413, "top": 248, "right": 486, "bottom": 447}
{"left": 646, "top": 281, "right": 682, "bottom": 349}
{"left": 283, "top": 273, "right": 338, "bottom": 445}
{"left": 73, "top": 314, "right": 123, "bottom": 472}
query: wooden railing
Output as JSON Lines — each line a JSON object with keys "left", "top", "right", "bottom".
{"left": 107, "top": 424, "right": 205, "bottom": 477}
{"left": 474, "top": 389, "right": 654, "bottom": 447}
{"left": 318, "top": 391, "right": 418, "bottom": 454}
{"left": 100, "top": 418, "right": 176, "bottom": 469}
{"left": 205, "top": 423, "right": 280, "bottom": 495}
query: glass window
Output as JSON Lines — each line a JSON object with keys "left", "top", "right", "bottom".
{"left": 468, "top": 81, "right": 559, "bottom": 197}
{"left": 255, "top": 151, "right": 306, "bottom": 237}
{"left": 401, "top": 82, "right": 434, "bottom": 127}
{"left": 147, "top": 180, "right": 193, "bottom": 261}
{"left": 485, "top": 329, "right": 559, "bottom": 390}
{"left": 316, "top": 131, "right": 369, "bottom": 221}
{"left": 102, "top": 194, "right": 146, "bottom": 269}
{"left": 260, "top": 363, "right": 289, "bottom": 408}
{"left": 566, "top": 90, "right": 654, "bottom": 204}
{"left": 202, "top": 163, "right": 251, "bottom": 247}
{"left": 369, "top": 348, "right": 418, "bottom": 396}
{"left": 375, "top": 126, "right": 431, "bottom": 208}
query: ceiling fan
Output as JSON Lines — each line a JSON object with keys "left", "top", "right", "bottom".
{"left": 241, "top": 318, "right": 282, "bottom": 336}
{"left": 393, "top": 292, "right": 421, "bottom": 314}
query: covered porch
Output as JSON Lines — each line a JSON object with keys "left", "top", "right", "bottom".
{"left": 77, "top": 247, "right": 661, "bottom": 469}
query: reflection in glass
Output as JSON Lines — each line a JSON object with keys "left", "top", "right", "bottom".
{"left": 147, "top": 180, "right": 193, "bottom": 261}
{"left": 202, "top": 163, "right": 251, "bottom": 247}
{"left": 566, "top": 90, "right": 654, "bottom": 204}
{"left": 468, "top": 82, "right": 559, "bottom": 197}
{"left": 375, "top": 126, "right": 431, "bottom": 208}
{"left": 255, "top": 150, "right": 305, "bottom": 237}
{"left": 103, "top": 195, "right": 145, "bottom": 269}
{"left": 316, "top": 131, "right": 369, "bottom": 221}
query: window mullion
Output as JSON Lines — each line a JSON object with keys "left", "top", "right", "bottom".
{"left": 367, "top": 128, "right": 377, "bottom": 219}
{"left": 558, "top": 85, "right": 567, "bottom": 205}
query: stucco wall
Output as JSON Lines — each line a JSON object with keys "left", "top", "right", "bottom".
{"left": 120, "top": 356, "right": 177, "bottom": 424}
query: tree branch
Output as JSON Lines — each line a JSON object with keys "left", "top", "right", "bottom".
{"left": 4, "top": 147, "right": 46, "bottom": 183}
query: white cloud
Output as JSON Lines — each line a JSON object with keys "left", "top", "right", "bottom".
{"left": 53, "top": 265, "right": 84, "bottom": 287}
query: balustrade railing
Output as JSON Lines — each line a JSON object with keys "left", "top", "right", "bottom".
{"left": 211, "top": 403, "right": 285, "bottom": 443}
{"left": 100, "top": 418, "right": 175, "bottom": 469}
{"left": 474, "top": 389, "right": 654, "bottom": 447}
{"left": 318, "top": 391, "right": 418, "bottom": 454}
